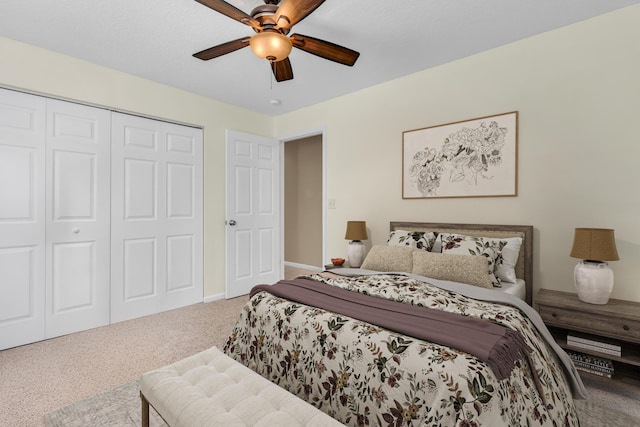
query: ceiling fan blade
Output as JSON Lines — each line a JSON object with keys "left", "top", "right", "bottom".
{"left": 290, "top": 34, "right": 360, "bottom": 66}
{"left": 271, "top": 58, "right": 294, "bottom": 82}
{"left": 275, "top": 0, "right": 325, "bottom": 30}
{"left": 193, "top": 37, "right": 250, "bottom": 60}
{"left": 194, "top": 0, "right": 260, "bottom": 28}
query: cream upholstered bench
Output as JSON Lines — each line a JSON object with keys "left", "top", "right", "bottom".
{"left": 140, "top": 346, "right": 342, "bottom": 427}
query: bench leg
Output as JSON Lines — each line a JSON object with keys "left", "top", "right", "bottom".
{"left": 140, "top": 391, "right": 150, "bottom": 427}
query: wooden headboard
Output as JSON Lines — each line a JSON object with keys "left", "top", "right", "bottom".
{"left": 390, "top": 222, "right": 534, "bottom": 305}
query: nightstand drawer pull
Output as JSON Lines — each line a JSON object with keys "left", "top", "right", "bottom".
{"left": 623, "top": 325, "right": 630, "bottom": 331}
{"left": 552, "top": 312, "right": 558, "bottom": 318}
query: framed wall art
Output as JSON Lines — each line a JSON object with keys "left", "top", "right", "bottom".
{"left": 402, "top": 111, "right": 518, "bottom": 199}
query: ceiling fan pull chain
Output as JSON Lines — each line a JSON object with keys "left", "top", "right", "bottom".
{"left": 270, "top": 60, "right": 274, "bottom": 90}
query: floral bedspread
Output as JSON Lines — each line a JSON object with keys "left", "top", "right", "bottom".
{"left": 224, "top": 273, "right": 580, "bottom": 426}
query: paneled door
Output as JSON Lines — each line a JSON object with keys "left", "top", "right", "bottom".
{"left": 111, "top": 113, "right": 203, "bottom": 322}
{"left": 225, "top": 130, "right": 280, "bottom": 298}
{"left": 44, "top": 99, "right": 111, "bottom": 338}
{"left": 0, "top": 88, "right": 46, "bottom": 350}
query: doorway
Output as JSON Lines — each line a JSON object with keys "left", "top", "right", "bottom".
{"left": 283, "top": 134, "right": 324, "bottom": 270}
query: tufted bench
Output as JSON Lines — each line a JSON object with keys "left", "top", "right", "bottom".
{"left": 140, "top": 346, "right": 343, "bottom": 427}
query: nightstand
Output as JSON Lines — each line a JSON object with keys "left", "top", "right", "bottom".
{"left": 535, "top": 289, "right": 640, "bottom": 388}
{"left": 324, "top": 262, "right": 350, "bottom": 270}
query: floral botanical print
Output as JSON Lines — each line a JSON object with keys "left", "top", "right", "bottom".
{"left": 224, "top": 273, "right": 579, "bottom": 427}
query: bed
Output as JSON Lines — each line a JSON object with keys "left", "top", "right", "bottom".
{"left": 224, "top": 222, "right": 585, "bottom": 426}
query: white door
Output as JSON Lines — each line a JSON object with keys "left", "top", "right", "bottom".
{"left": 111, "top": 113, "right": 203, "bottom": 322}
{"left": 44, "top": 99, "right": 111, "bottom": 338}
{"left": 0, "top": 88, "right": 46, "bottom": 350}
{"left": 225, "top": 130, "right": 280, "bottom": 298}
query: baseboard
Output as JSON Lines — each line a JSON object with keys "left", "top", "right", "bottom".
{"left": 203, "top": 293, "right": 226, "bottom": 303}
{"left": 284, "top": 261, "right": 323, "bottom": 271}
{"left": 203, "top": 263, "right": 321, "bottom": 303}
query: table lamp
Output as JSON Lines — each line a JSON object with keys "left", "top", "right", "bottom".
{"left": 345, "top": 221, "right": 368, "bottom": 268}
{"left": 570, "top": 228, "right": 619, "bottom": 305}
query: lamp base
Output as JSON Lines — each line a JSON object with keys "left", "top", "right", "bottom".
{"left": 574, "top": 261, "right": 614, "bottom": 305}
{"left": 347, "top": 240, "right": 366, "bottom": 268}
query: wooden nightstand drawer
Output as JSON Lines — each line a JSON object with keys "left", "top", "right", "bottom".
{"left": 538, "top": 305, "right": 640, "bottom": 342}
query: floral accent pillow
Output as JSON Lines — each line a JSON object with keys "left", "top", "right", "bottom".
{"left": 439, "top": 233, "right": 507, "bottom": 287}
{"left": 387, "top": 230, "right": 437, "bottom": 252}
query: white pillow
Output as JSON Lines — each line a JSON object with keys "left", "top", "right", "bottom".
{"left": 493, "top": 237, "right": 522, "bottom": 284}
{"left": 431, "top": 233, "right": 443, "bottom": 253}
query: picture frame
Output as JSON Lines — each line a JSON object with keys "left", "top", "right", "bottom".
{"left": 402, "top": 111, "right": 518, "bottom": 199}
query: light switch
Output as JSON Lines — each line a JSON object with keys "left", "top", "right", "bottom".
{"left": 328, "top": 198, "right": 336, "bottom": 209}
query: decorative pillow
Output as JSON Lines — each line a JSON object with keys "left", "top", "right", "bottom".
{"left": 492, "top": 237, "right": 522, "bottom": 284}
{"left": 439, "top": 233, "right": 507, "bottom": 287}
{"left": 412, "top": 251, "right": 493, "bottom": 288}
{"left": 360, "top": 245, "right": 415, "bottom": 273}
{"left": 387, "top": 230, "right": 436, "bottom": 252}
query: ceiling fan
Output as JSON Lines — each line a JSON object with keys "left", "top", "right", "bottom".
{"left": 193, "top": 0, "right": 360, "bottom": 82}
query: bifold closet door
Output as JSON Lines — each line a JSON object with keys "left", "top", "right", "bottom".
{"left": 0, "top": 89, "right": 46, "bottom": 350}
{"left": 110, "top": 113, "right": 203, "bottom": 323}
{"left": 0, "top": 91, "right": 110, "bottom": 349}
{"left": 45, "top": 99, "right": 111, "bottom": 338}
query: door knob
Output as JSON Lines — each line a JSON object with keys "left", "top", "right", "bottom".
{"left": 228, "top": 220, "right": 237, "bottom": 226}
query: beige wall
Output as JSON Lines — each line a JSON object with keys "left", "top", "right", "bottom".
{"left": 2, "top": 4, "right": 639, "bottom": 302}
{"left": 0, "top": 36, "right": 272, "bottom": 299}
{"left": 284, "top": 136, "right": 323, "bottom": 267}
{"left": 273, "top": 5, "right": 640, "bottom": 302}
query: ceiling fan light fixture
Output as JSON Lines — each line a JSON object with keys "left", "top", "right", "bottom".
{"left": 250, "top": 31, "right": 292, "bottom": 62}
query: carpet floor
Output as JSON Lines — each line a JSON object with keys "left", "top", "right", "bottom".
{"left": 43, "top": 376, "right": 640, "bottom": 427}
{"left": 0, "top": 296, "right": 249, "bottom": 427}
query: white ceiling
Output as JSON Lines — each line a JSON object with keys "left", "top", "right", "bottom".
{"left": 1, "top": 0, "right": 639, "bottom": 115}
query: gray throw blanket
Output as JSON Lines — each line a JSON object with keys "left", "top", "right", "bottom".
{"left": 250, "top": 278, "right": 532, "bottom": 381}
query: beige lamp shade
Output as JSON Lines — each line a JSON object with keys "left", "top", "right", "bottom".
{"left": 570, "top": 228, "right": 619, "bottom": 261}
{"left": 345, "top": 221, "right": 368, "bottom": 241}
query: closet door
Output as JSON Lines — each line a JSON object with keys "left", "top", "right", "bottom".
{"left": 45, "top": 99, "right": 111, "bottom": 338}
{"left": 111, "top": 113, "right": 202, "bottom": 322}
{"left": 0, "top": 89, "right": 46, "bottom": 350}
